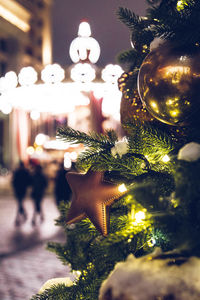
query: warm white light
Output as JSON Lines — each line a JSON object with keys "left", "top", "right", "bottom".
{"left": 0, "top": 77, "right": 8, "bottom": 92}
{"left": 118, "top": 183, "right": 127, "bottom": 193}
{"left": 26, "top": 146, "right": 34, "bottom": 155}
{"left": 5, "top": 71, "right": 18, "bottom": 88}
{"left": 135, "top": 211, "right": 146, "bottom": 223}
{"left": 70, "top": 63, "right": 96, "bottom": 83}
{"left": 93, "top": 88, "right": 104, "bottom": 99}
{"left": 30, "top": 110, "right": 40, "bottom": 120}
{"left": 44, "top": 139, "right": 70, "bottom": 150}
{"left": 35, "top": 146, "right": 43, "bottom": 154}
{"left": 41, "top": 64, "right": 65, "bottom": 84}
{"left": 18, "top": 67, "right": 37, "bottom": 86}
{"left": 69, "top": 151, "right": 77, "bottom": 161}
{"left": 0, "top": 102, "right": 12, "bottom": 114}
{"left": 0, "top": 71, "right": 18, "bottom": 92}
{"left": 162, "top": 154, "right": 170, "bottom": 162}
{"left": 0, "top": 4, "right": 30, "bottom": 32}
{"left": 101, "top": 64, "right": 124, "bottom": 84}
{"left": 147, "top": 238, "right": 156, "bottom": 247}
{"left": 69, "top": 22, "right": 100, "bottom": 64}
{"left": 35, "top": 133, "right": 48, "bottom": 146}
{"left": 102, "top": 88, "right": 122, "bottom": 120}
{"left": 78, "top": 21, "right": 91, "bottom": 37}
{"left": 64, "top": 156, "right": 72, "bottom": 169}
{"left": 0, "top": 74, "right": 122, "bottom": 118}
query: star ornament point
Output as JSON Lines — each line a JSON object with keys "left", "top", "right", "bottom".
{"left": 66, "top": 169, "right": 126, "bottom": 236}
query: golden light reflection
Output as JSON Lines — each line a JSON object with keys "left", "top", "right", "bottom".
{"left": 163, "top": 66, "right": 190, "bottom": 75}
{"left": 138, "top": 39, "right": 200, "bottom": 126}
{"left": 147, "top": 238, "right": 156, "bottom": 247}
{"left": 170, "top": 109, "right": 180, "bottom": 117}
{"left": 150, "top": 100, "right": 159, "bottom": 113}
{"left": 166, "top": 97, "right": 180, "bottom": 106}
{"left": 26, "top": 146, "right": 34, "bottom": 155}
{"left": 177, "top": 0, "right": 188, "bottom": 11}
{"left": 160, "top": 65, "right": 190, "bottom": 84}
{"left": 35, "top": 146, "right": 43, "bottom": 155}
{"left": 166, "top": 99, "right": 173, "bottom": 105}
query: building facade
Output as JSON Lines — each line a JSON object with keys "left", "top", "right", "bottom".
{"left": 0, "top": 0, "right": 52, "bottom": 168}
{"left": 0, "top": 0, "right": 52, "bottom": 74}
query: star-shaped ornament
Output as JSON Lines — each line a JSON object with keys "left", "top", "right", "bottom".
{"left": 66, "top": 169, "right": 125, "bottom": 236}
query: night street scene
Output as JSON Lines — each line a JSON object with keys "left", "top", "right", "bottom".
{"left": 1, "top": 1, "right": 200, "bottom": 300}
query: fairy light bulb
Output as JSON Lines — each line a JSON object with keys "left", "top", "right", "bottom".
{"left": 118, "top": 183, "right": 127, "bottom": 193}
{"left": 135, "top": 211, "right": 146, "bottom": 223}
{"left": 162, "top": 154, "right": 170, "bottom": 163}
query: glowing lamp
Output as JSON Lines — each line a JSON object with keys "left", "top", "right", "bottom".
{"left": 41, "top": 64, "right": 65, "bottom": 84}
{"left": 135, "top": 211, "right": 146, "bottom": 223}
{"left": 69, "top": 21, "right": 100, "bottom": 64}
{"left": 78, "top": 22, "right": 91, "bottom": 37}
{"left": 162, "top": 154, "right": 170, "bottom": 162}
{"left": 118, "top": 184, "right": 127, "bottom": 193}
{"left": 35, "top": 146, "right": 43, "bottom": 154}
{"left": 147, "top": 237, "right": 156, "bottom": 247}
{"left": 5, "top": 71, "right": 18, "bottom": 88}
{"left": 26, "top": 146, "right": 34, "bottom": 155}
{"left": 0, "top": 71, "right": 18, "bottom": 92}
{"left": 70, "top": 63, "right": 96, "bottom": 83}
{"left": 18, "top": 67, "right": 37, "bottom": 86}
{"left": 35, "top": 133, "right": 48, "bottom": 146}
{"left": 64, "top": 153, "right": 72, "bottom": 169}
{"left": 101, "top": 64, "right": 124, "bottom": 84}
{"left": 30, "top": 110, "right": 40, "bottom": 120}
{"left": 69, "top": 152, "right": 78, "bottom": 161}
{"left": 0, "top": 102, "right": 12, "bottom": 114}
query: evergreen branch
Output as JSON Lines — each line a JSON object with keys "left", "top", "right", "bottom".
{"left": 104, "top": 129, "right": 118, "bottom": 143}
{"left": 125, "top": 121, "right": 175, "bottom": 153}
{"left": 148, "top": 0, "right": 200, "bottom": 46}
{"left": 76, "top": 149, "right": 108, "bottom": 171}
{"left": 117, "top": 7, "right": 140, "bottom": 31}
{"left": 146, "top": 0, "right": 161, "bottom": 5}
{"left": 117, "top": 49, "right": 139, "bottom": 64}
{"left": 30, "top": 284, "right": 75, "bottom": 300}
{"left": 84, "top": 152, "right": 149, "bottom": 180}
{"left": 57, "top": 127, "right": 117, "bottom": 149}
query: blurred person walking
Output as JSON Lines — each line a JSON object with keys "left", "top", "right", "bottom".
{"left": 31, "top": 164, "right": 48, "bottom": 226}
{"left": 54, "top": 162, "right": 72, "bottom": 207}
{"left": 12, "top": 161, "right": 31, "bottom": 226}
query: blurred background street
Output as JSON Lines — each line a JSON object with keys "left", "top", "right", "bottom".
{"left": 0, "top": 192, "right": 72, "bottom": 300}
{"left": 0, "top": 1, "right": 146, "bottom": 299}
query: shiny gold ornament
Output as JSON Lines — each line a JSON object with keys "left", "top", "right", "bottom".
{"left": 138, "top": 43, "right": 200, "bottom": 126}
{"left": 118, "top": 72, "right": 154, "bottom": 126}
{"left": 66, "top": 169, "right": 125, "bottom": 236}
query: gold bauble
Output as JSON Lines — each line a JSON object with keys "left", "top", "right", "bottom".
{"left": 138, "top": 43, "right": 200, "bottom": 126}
{"left": 119, "top": 72, "right": 154, "bottom": 126}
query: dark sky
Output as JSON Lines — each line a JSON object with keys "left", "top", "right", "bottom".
{"left": 52, "top": 0, "right": 148, "bottom": 68}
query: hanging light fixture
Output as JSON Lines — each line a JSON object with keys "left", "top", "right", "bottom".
{"left": 0, "top": 21, "right": 123, "bottom": 116}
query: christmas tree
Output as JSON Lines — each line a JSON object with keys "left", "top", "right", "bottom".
{"left": 31, "top": 0, "right": 200, "bottom": 299}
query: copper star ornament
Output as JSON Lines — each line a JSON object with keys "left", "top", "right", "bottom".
{"left": 66, "top": 169, "right": 125, "bottom": 236}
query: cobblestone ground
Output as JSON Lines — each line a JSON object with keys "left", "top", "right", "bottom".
{"left": 0, "top": 195, "right": 73, "bottom": 300}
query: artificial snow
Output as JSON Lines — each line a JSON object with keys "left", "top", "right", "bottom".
{"left": 111, "top": 137, "right": 129, "bottom": 158}
{"left": 99, "top": 248, "right": 200, "bottom": 300}
{"left": 178, "top": 142, "right": 200, "bottom": 162}
{"left": 39, "top": 277, "right": 73, "bottom": 294}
